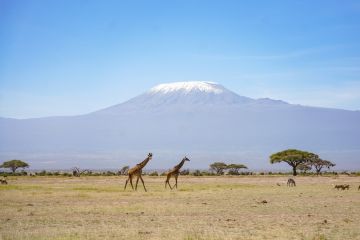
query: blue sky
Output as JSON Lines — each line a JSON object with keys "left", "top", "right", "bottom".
{"left": 1, "top": 0, "right": 360, "bottom": 118}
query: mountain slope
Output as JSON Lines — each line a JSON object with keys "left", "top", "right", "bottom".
{"left": 0, "top": 82, "right": 359, "bottom": 170}
{"left": 94, "top": 81, "right": 255, "bottom": 115}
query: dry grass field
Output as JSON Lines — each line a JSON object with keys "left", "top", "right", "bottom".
{"left": 0, "top": 175, "right": 359, "bottom": 240}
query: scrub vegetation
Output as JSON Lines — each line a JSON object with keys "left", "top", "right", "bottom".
{"left": 0, "top": 175, "right": 359, "bottom": 240}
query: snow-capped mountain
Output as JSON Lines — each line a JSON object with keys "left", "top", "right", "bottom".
{"left": 95, "top": 81, "right": 254, "bottom": 114}
{"left": 93, "top": 81, "right": 285, "bottom": 115}
{"left": 0, "top": 81, "right": 359, "bottom": 170}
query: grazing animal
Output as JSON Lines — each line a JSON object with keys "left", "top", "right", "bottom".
{"left": 72, "top": 167, "right": 89, "bottom": 177}
{"left": 124, "top": 153, "right": 153, "bottom": 192}
{"left": 165, "top": 156, "right": 190, "bottom": 189}
{"left": 335, "top": 184, "right": 350, "bottom": 190}
{"left": 0, "top": 177, "right": 7, "bottom": 185}
{"left": 287, "top": 178, "right": 296, "bottom": 187}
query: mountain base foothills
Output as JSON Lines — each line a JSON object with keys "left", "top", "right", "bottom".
{"left": 1, "top": 175, "right": 359, "bottom": 240}
{"left": 1, "top": 81, "right": 360, "bottom": 170}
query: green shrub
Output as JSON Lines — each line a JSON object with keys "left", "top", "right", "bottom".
{"left": 192, "top": 170, "right": 203, "bottom": 176}
{"left": 149, "top": 171, "right": 159, "bottom": 176}
{"left": 227, "top": 170, "right": 240, "bottom": 175}
{"left": 36, "top": 170, "right": 47, "bottom": 176}
{"left": 101, "top": 171, "right": 116, "bottom": 176}
{"left": 180, "top": 169, "right": 190, "bottom": 175}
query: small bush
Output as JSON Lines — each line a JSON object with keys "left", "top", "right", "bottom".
{"left": 201, "top": 171, "right": 215, "bottom": 176}
{"left": 36, "top": 170, "right": 47, "bottom": 176}
{"left": 192, "top": 170, "right": 203, "bottom": 176}
{"left": 101, "top": 171, "right": 116, "bottom": 176}
{"left": 180, "top": 169, "right": 190, "bottom": 175}
{"left": 227, "top": 170, "right": 240, "bottom": 175}
{"left": 149, "top": 171, "right": 159, "bottom": 176}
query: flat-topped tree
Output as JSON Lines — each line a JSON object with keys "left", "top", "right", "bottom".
{"left": 0, "top": 160, "right": 29, "bottom": 173}
{"left": 311, "top": 159, "right": 335, "bottom": 175}
{"left": 119, "top": 166, "right": 129, "bottom": 175}
{"left": 226, "top": 164, "right": 247, "bottom": 175}
{"left": 210, "top": 162, "right": 228, "bottom": 175}
{"left": 270, "top": 149, "right": 318, "bottom": 176}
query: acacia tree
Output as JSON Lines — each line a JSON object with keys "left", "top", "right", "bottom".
{"left": 297, "top": 163, "right": 312, "bottom": 174}
{"left": 226, "top": 164, "right": 248, "bottom": 175}
{"left": 118, "top": 166, "right": 130, "bottom": 175}
{"left": 0, "top": 160, "right": 29, "bottom": 173}
{"left": 270, "top": 149, "right": 318, "bottom": 176}
{"left": 311, "top": 159, "right": 335, "bottom": 175}
{"left": 209, "top": 162, "right": 228, "bottom": 175}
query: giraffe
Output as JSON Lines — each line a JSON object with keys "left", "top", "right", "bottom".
{"left": 124, "top": 153, "right": 153, "bottom": 192}
{"left": 165, "top": 156, "right": 190, "bottom": 189}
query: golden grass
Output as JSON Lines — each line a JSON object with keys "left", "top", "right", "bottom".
{"left": 0, "top": 175, "right": 359, "bottom": 240}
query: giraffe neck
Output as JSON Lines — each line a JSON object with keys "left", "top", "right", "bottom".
{"left": 174, "top": 159, "right": 186, "bottom": 171}
{"left": 137, "top": 157, "right": 151, "bottom": 169}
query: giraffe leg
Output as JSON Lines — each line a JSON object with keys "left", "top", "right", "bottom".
{"left": 168, "top": 180, "right": 173, "bottom": 190}
{"left": 165, "top": 175, "right": 171, "bottom": 189}
{"left": 175, "top": 175, "right": 178, "bottom": 189}
{"left": 124, "top": 176, "right": 130, "bottom": 190}
{"left": 172, "top": 174, "right": 179, "bottom": 189}
{"left": 168, "top": 175, "right": 174, "bottom": 190}
{"left": 135, "top": 176, "right": 140, "bottom": 191}
{"left": 139, "top": 175, "right": 147, "bottom": 192}
{"left": 129, "top": 175, "right": 134, "bottom": 190}
{"left": 167, "top": 179, "right": 173, "bottom": 190}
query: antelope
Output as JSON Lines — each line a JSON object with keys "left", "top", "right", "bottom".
{"left": 287, "top": 178, "right": 296, "bottom": 187}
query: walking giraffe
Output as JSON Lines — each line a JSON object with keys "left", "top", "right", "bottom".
{"left": 165, "top": 156, "right": 190, "bottom": 189}
{"left": 124, "top": 153, "right": 153, "bottom": 192}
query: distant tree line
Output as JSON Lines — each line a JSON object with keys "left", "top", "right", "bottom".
{"left": 0, "top": 150, "right": 345, "bottom": 177}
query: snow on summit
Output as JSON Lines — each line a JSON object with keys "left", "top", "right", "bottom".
{"left": 94, "top": 81, "right": 291, "bottom": 114}
{"left": 149, "top": 81, "right": 225, "bottom": 95}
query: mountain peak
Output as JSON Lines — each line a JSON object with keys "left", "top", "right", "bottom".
{"left": 149, "top": 81, "right": 225, "bottom": 95}
{"left": 94, "top": 81, "right": 292, "bottom": 115}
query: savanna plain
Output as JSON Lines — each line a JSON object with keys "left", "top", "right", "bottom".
{"left": 0, "top": 175, "right": 359, "bottom": 240}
